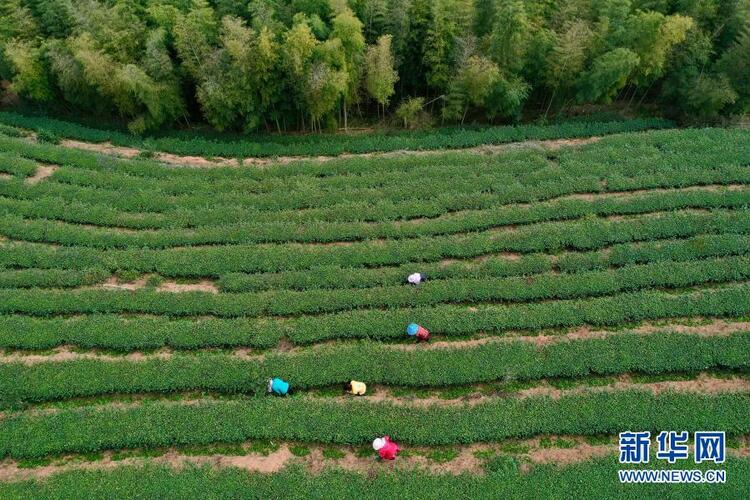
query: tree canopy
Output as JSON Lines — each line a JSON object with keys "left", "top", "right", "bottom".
{"left": 1, "top": 0, "right": 748, "bottom": 132}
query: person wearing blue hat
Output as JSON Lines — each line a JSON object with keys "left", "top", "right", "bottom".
{"left": 267, "top": 377, "right": 291, "bottom": 396}
{"left": 406, "top": 323, "right": 430, "bottom": 341}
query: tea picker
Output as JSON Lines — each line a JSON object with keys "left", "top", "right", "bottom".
{"left": 372, "top": 436, "right": 401, "bottom": 460}
{"left": 406, "top": 322, "right": 430, "bottom": 341}
{"left": 406, "top": 272, "right": 427, "bottom": 285}
{"left": 267, "top": 377, "right": 291, "bottom": 396}
{"left": 345, "top": 380, "right": 367, "bottom": 395}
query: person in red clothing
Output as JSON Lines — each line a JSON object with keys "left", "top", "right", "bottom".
{"left": 406, "top": 323, "right": 430, "bottom": 341}
{"left": 372, "top": 436, "right": 401, "bottom": 460}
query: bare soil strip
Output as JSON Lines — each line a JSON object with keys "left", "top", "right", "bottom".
{"left": 321, "top": 375, "right": 750, "bottom": 408}
{"left": 59, "top": 141, "right": 141, "bottom": 159}
{"left": 24, "top": 164, "right": 58, "bottom": 185}
{"left": 19, "top": 181, "right": 743, "bottom": 236}
{"left": 94, "top": 276, "right": 149, "bottom": 291}
{"left": 1, "top": 439, "right": 747, "bottom": 482}
{"left": 1, "top": 319, "right": 748, "bottom": 364}
{"left": 88, "top": 276, "right": 218, "bottom": 294}
{"left": 60, "top": 136, "right": 603, "bottom": 169}
{"left": 156, "top": 281, "right": 219, "bottom": 294}
{"left": 21, "top": 206, "right": 717, "bottom": 251}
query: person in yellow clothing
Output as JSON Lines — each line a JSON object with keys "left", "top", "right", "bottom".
{"left": 345, "top": 380, "right": 367, "bottom": 395}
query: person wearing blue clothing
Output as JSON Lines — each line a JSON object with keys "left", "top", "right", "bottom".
{"left": 267, "top": 377, "right": 291, "bottom": 396}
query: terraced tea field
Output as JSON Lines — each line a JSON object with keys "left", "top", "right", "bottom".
{"left": 0, "top": 120, "right": 749, "bottom": 497}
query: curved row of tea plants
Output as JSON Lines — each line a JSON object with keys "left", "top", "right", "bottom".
{"left": 0, "top": 112, "right": 673, "bottom": 157}
{"left": 2, "top": 332, "right": 748, "bottom": 405}
{"left": 0, "top": 391, "right": 747, "bottom": 459}
{"left": 1, "top": 284, "right": 748, "bottom": 350}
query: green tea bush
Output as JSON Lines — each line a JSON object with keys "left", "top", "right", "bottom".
{"left": 0, "top": 152, "right": 37, "bottom": 178}
{"left": 35, "top": 129, "right": 60, "bottom": 145}
{"left": 0, "top": 113, "right": 672, "bottom": 157}
{"left": 0, "top": 391, "right": 746, "bottom": 458}
{"left": 1, "top": 459, "right": 749, "bottom": 498}
{"left": 2, "top": 210, "right": 748, "bottom": 276}
{"left": 2, "top": 332, "right": 747, "bottom": 404}
{"left": 0, "top": 284, "right": 748, "bottom": 350}
{"left": 4, "top": 188, "right": 749, "bottom": 248}
{"left": 1, "top": 255, "right": 748, "bottom": 317}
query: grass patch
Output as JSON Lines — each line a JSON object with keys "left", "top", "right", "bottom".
{"left": 289, "top": 445, "right": 311, "bottom": 457}
{"left": 497, "top": 441, "right": 532, "bottom": 454}
{"left": 179, "top": 443, "right": 246, "bottom": 456}
{"left": 425, "top": 448, "right": 459, "bottom": 463}
{"left": 247, "top": 441, "right": 279, "bottom": 456}
{"left": 321, "top": 448, "right": 346, "bottom": 459}
{"left": 583, "top": 435, "right": 614, "bottom": 446}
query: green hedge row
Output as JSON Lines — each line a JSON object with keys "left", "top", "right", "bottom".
{"left": 283, "top": 284, "right": 750, "bottom": 344}
{"left": 219, "top": 234, "right": 750, "bottom": 292}
{"left": 7, "top": 135, "right": 749, "bottom": 211}
{"left": 2, "top": 210, "right": 748, "bottom": 275}
{"left": 1, "top": 284, "right": 748, "bottom": 350}
{"left": 0, "top": 315, "right": 283, "bottom": 350}
{"left": 0, "top": 391, "right": 747, "bottom": 458}
{"left": 0, "top": 268, "right": 107, "bottom": 289}
{"left": 0, "top": 127, "right": 592, "bottom": 184}
{"left": 49, "top": 152, "right": 557, "bottom": 196}
{"left": 0, "top": 151, "right": 37, "bottom": 178}
{"left": 6, "top": 162, "right": 748, "bottom": 230}
{"left": 0, "top": 112, "right": 672, "bottom": 157}
{"left": 1, "top": 255, "right": 748, "bottom": 317}
{"left": 12, "top": 125, "right": 744, "bottom": 192}
{"left": 3, "top": 170, "right": 603, "bottom": 214}
{"left": 2, "top": 332, "right": 747, "bottom": 405}
{"left": 46, "top": 131, "right": 745, "bottom": 197}
{"left": 4, "top": 187, "right": 749, "bottom": 248}
{"left": 3, "top": 458, "right": 748, "bottom": 499}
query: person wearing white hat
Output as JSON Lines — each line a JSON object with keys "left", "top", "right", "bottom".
{"left": 406, "top": 272, "right": 427, "bottom": 285}
{"left": 372, "top": 435, "right": 400, "bottom": 460}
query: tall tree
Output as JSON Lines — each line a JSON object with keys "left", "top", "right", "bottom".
{"left": 364, "top": 34, "right": 398, "bottom": 117}
{"left": 330, "top": 7, "right": 365, "bottom": 129}
{"left": 576, "top": 48, "right": 640, "bottom": 103}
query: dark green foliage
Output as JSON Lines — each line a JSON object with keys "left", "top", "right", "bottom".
{"left": 1, "top": 391, "right": 748, "bottom": 458}
{"left": 1, "top": 284, "right": 749, "bottom": 350}
{"left": 0, "top": 112, "right": 671, "bottom": 157}
{"left": 35, "top": 129, "right": 59, "bottom": 144}
{"left": 2, "top": 331, "right": 747, "bottom": 404}
{"left": 1, "top": 255, "right": 750, "bottom": 317}
{"left": 2, "top": 458, "right": 750, "bottom": 498}
{"left": 2, "top": 0, "right": 748, "bottom": 129}
{"left": 0, "top": 124, "right": 747, "bottom": 495}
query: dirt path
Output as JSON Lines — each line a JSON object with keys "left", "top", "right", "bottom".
{"left": 2, "top": 318, "right": 748, "bottom": 364}
{"left": 314, "top": 375, "right": 750, "bottom": 408}
{"left": 24, "top": 164, "right": 58, "bottom": 184}
{"left": 25, "top": 205, "right": 711, "bottom": 251}
{"left": 88, "top": 276, "right": 218, "bottom": 293}
{"left": 60, "top": 136, "right": 604, "bottom": 169}
{"left": 156, "top": 281, "right": 219, "bottom": 294}
{"left": 386, "top": 318, "right": 750, "bottom": 351}
{"left": 1, "top": 438, "right": 747, "bottom": 482}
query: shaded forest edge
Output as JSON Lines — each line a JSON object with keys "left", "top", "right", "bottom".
{"left": 0, "top": 0, "right": 748, "bottom": 135}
